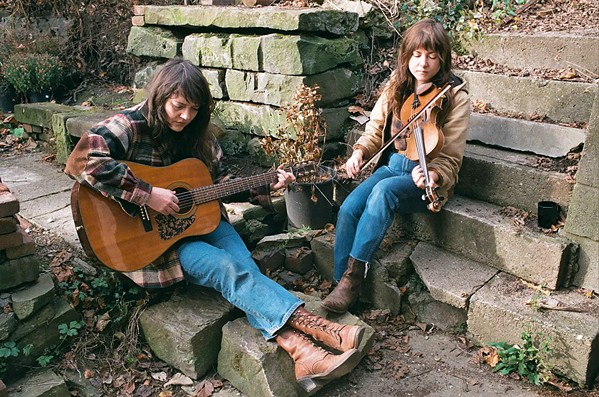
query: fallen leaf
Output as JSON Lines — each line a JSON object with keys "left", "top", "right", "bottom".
{"left": 159, "top": 392, "right": 173, "bottom": 397}
{"left": 194, "top": 380, "right": 215, "bottom": 397}
{"left": 151, "top": 371, "right": 168, "bottom": 382}
{"left": 164, "top": 373, "right": 193, "bottom": 387}
{"left": 84, "top": 369, "right": 95, "bottom": 378}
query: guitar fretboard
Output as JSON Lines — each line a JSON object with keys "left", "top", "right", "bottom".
{"left": 191, "top": 171, "right": 279, "bottom": 204}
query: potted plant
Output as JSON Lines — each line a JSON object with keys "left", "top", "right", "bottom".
{"left": 3, "top": 53, "right": 63, "bottom": 102}
{"left": 261, "top": 84, "right": 337, "bottom": 230}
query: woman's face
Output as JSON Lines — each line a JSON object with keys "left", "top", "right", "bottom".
{"left": 408, "top": 48, "right": 441, "bottom": 86}
{"left": 164, "top": 93, "right": 199, "bottom": 132}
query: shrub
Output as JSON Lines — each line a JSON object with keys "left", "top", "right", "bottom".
{"left": 3, "top": 53, "right": 63, "bottom": 95}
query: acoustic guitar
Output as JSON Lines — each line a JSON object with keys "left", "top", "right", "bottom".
{"left": 71, "top": 158, "right": 304, "bottom": 272}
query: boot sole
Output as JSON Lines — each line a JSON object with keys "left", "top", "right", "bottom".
{"left": 350, "top": 325, "right": 365, "bottom": 350}
{"left": 297, "top": 348, "right": 362, "bottom": 392}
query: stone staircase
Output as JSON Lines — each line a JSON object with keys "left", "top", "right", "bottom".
{"left": 6, "top": 5, "right": 598, "bottom": 395}
{"left": 374, "top": 30, "right": 599, "bottom": 387}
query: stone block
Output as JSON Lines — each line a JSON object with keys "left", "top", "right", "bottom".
{"left": 468, "top": 32, "right": 599, "bottom": 75}
{"left": 468, "top": 113, "right": 586, "bottom": 158}
{"left": 9, "top": 297, "right": 79, "bottom": 373}
{"left": 141, "top": 5, "right": 359, "bottom": 35}
{"left": 376, "top": 241, "right": 415, "bottom": 282}
{"left": 564, "top": 183, "right": 599, "bottom": 241}
{"left": 468, "top": 272, "right": 599, "bottom": 387}
{"left": 0, "top": 216, "right": 18, "bottom": 235}
{"left": 0, "top": 229, "right": 24, "bottom": 251}
{"left": 458, "top": 144, "right": 574, "bottom": 213}
{"left": 214, "top": 100, "right": 349, "bottom": 140}
{"left": 65, "top": 112, "right": 114, "bottom": 139}
{"left": 183, "top": 33, "right": 233, "bottom": 69}
{"left": 360, "top": 261, "right": 402, "bottom": 315}
{"left": 247, "top": 137, "right": 278, "bottom": 167}
{"left": 284, "top": 247, "right": 314, "bottom": 274}
{"left": 52, "top": 111, "right": 92, "bottom": 164}
{"left": 7, "top": 369, "right": 70, "bottom": 397}
{"left": 218, "top": 129, "right": 248, "bottom": 155}
{"left": 310, "top": 232, "right": 335, "bottom": 281}
{"left": 230, "top": 34, "right": 262, "bottom": 71}
{"left": 411, "top": 242, "right": 498, "bottom": 309}
{"left": 202, "top": 67, "right": 227, "bottom": 99}
{"left": 567, "top": 234, "right": 599, "bottom": 292}
{"left": 260, "top": 34, "right": 362, "bottom": 75}
{"left": 0, "top": 255, "right": 39, "bottom": 292}
{"left": 0, "top": 379, "right": 5, "bottom": 397}
{"left": 0, "top": 313, "right": 17, "bottom": 341}
{"left": 139, "top": 287, "right": 238, "bottom": 379}
{"left": 394, "top": 195, "right": 576, "bottom": 289}
{"left": 5, "top": 229, "right": 36, "bottom": 259}
{"left": 455, "top": 70, "right": 597, "bottom": 125}
{"left": 405, "top": 286, "right": 467, "bottom": 331}
{"left": 252, "top": 247, "right": 285, "bottom": 273}
{"left": 217, "top": 318, "right": 300, "bottom": 397}
{"left": 218, "top": 295, "right": 374, "bottom": 396}
{"left": 13, "top": 103, "right": 73, "bottom": 128}
{"left": 576, "top": 94, "right": 598, "bottom": 188}
{"left": 12, "top": 273, "right": 56, "bottom": 320}
{"left": 225, "top": 68, "right": 362, "bottom": 107}
{"left": 0, "top": 191, "right": 19, "bottom": 218}
{"left": 127, "top": 26, "right": 181, "bottom": 58}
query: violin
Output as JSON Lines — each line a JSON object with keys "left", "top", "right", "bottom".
{"left": 360, "top": 82, "right": 452, "bottom": 212}
{"left": 400, "top": 82, "right": 448, "bottom": 212}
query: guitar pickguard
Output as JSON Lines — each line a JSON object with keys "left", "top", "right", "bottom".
{"left": 155, "top": 214, "right": 196, "bottom": 240}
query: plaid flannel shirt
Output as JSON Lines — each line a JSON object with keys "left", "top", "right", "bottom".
{"left": 65, "top": 102, "right": 270, "bottom": 288}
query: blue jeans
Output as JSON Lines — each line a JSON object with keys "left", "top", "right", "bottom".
{"left": 178, "top": 220, "right": 303, "bottom": 340}
{"left": 334, "top": 153, "right": 428, "bottom": 280}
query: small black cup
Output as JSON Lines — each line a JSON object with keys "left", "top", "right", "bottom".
{"left": 538, "top": 201, "right": 559, "bottom": 228}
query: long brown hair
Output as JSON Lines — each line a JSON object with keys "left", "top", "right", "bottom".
{"left": 388, "top": 19, "right": 455, "bottom": 124}
{"left": 145, "top": 58, "right": 215, "bottom": 163}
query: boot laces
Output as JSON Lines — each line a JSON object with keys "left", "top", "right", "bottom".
{"left": 291, "top": 312, "right": 345, "bottom": 343}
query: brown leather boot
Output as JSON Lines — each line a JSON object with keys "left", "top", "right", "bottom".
{"left": 275, "top": 327, "right": 361, "bottom": 392}
{"left": 288, "top": 306, "right": 365, "bottom": 352}
{"left": 322, "top": 257, "right": 366, "bottom": 313}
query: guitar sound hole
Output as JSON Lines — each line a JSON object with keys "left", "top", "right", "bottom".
{"left": 174, "top": 187, "right": 192, "bottom": 213}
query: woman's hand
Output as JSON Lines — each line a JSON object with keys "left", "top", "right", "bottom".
{"left": 147, "top": 186, "right": 179, "bottom": 215}
{"left": 412, "top": 166, "right": 439, "bottom": 189}
{"left": 345, "top": 149, "right": 364, "bottom": 179}
{"left": 270, "top": 166, "right": 296, "bottom": 190}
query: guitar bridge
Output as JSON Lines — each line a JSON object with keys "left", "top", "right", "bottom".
{"left": 139, "top": 205, "right": 153, "bottom": 232}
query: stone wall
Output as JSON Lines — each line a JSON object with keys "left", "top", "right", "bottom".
{"left": 126, "top": 5, "right": 366, "bottom": 164}
{"left": 0, "top": 178, "right": 79, "bottom": 381}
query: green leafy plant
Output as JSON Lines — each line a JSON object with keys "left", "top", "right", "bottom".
{"left": 58, "top": 320, "right": 85, "bottom": 339}
{"left": 489, "top": 0, "right": 527, "bottom": 22}
{"left": 0, "top": 341, "right": 20, "bottom": 358}
{"left": 487, "top": 330, "right": 553, "bottom": 385}
{"left": 3, "top": 52, "right": 63, "bottom": 96}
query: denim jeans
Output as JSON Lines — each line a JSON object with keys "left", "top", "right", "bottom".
{"left": 178, "top": 220, "right": 303, "bottom": 340}
{"left": 334, "top": 153, "right": 429, "bottom": 280}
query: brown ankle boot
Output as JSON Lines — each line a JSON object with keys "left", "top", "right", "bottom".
{"left": 288, "top": 306, "right": 365, "bottom": 352}
{"left": 275, "top": 327, "right": 361, "bottom": 391}
{"left": 322, "top": 257, "right": 366, "bottom": 313}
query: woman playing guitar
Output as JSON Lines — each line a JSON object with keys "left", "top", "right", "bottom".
{"left": 323, "top": 19, "right": 471, "bottom": 314}
{"left": 65, "top": 58, "right": 364, "bottom": 391}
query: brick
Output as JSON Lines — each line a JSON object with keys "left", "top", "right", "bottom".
{"left": 0, "top": 229, "right": 24, "bottom": 250}
{"left": 0, "top": 216, "right": 18, "bottom": 235}
{"left": 132, "top": 4, "right": 145, "bottom": 15}
{"left": 5, "top": 229, "right": 36, "bottom": 259}
{"left": 131, "top": 15, "right": 145, "bottom": 26}
{"left": 0, "top": 191, "right": 19, "bottom": 218}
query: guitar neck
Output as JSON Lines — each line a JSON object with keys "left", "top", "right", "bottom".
{"left": 191, "top": 170, "right": 279, "bottom": 204}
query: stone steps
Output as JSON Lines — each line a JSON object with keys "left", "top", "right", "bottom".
{"left": 393, "top": 195, "right": 577, "bottom": 289}
{"left": 467, "top": 32, "right": 599, "bottom": 75}
{"left": 454, "top": 69, "right": 596, "bottom": 124}
{"left": 409, "top": 242, "right": 599, "bottom": 387}
{"left": 458, "top": 143, "right": 574, "bottom": 213}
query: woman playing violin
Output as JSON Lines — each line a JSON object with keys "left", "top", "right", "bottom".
{"left": 322, "top": 19, "right": 471, "bottom": 313}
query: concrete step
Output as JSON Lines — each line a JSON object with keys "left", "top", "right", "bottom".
{"left": 454, "top": 69, "right": 597, "bottom": 124}
{"left": 468, "top": 272, "right": 599, "bottom": 387}
{"left": 410, "top": 242, "right": 498, "bottom": 310}
{"left": 393, "top": 195, "right": 577, "bottom": 289}
{"left": 467, "top": 32, "right": 599, "bottom": 75}
{"left": 468, "top": 112, "right": 586, "bottom": 158}
{"left": 457, "top": 143, "right": 574, "bottom": 213}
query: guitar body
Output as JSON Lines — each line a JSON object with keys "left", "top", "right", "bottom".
{"left": 73, "top": 158, "right": 221, "bottom": 272}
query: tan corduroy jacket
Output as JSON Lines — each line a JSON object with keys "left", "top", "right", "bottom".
{"left": 353, "top": 80, "right": 470, "bottom": 207}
